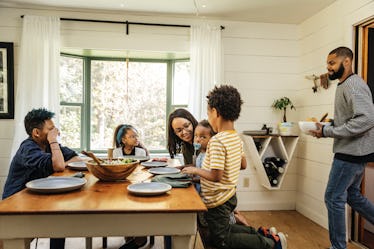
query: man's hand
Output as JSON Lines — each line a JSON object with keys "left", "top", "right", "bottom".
{"left": 309, "top": 123, "right": 323, "bottom": 138}
{"left": 47, "top": 127, "right": 60, "bottom": 143}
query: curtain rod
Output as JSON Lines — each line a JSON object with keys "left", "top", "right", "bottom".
{"left": 20, "top": 15, "right": 225, "bottom": 35}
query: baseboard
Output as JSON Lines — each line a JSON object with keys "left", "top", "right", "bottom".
{"left": 237, "top": 200, "right": 296, "bottom": 210}
{"left": 296, "top": 202, "right": 328, "bottom": 229}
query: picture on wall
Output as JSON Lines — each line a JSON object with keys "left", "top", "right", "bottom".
{"left": 0, "top": 42, "right": 14, "bottom": 119}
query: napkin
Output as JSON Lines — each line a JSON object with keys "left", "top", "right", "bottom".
{"left": 151, "top": 173, "right": 192, "bottom": 188}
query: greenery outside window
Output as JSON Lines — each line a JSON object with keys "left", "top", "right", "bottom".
{"left": 59, "top": 53, "right": 189, "bottom": 153}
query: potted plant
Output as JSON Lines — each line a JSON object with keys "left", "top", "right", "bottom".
{"left": 271, "top": 97, "right": 296, "bottom": 135}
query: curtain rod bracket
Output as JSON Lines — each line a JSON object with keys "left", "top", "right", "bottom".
{"left": 125, "top": 20, "right": 129, "bottom": 35}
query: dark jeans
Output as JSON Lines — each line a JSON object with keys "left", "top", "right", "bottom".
{"left": 206, "top": 194, "right": 273, "bottom": 249}
{"left": 325, "top": 159, "right": 374, "bottom": 249}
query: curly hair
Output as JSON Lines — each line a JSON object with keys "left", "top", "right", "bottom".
{"left": 206, "top": 85, "right": 243, "bottom": 121}
{"left": 167, "top": 108, "right": 198, "bottom": 157}
{"left": 24, "top": 108, "right": 55, "bottom": 136}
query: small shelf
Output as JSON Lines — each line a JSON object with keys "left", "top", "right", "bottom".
{"left": 241, "top": 134, "right": 299, "bottom": 190}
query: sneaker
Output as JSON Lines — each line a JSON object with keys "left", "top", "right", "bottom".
{"left": 257, "top": 226, "right": 278, "bottom": 237}
{"left": 273, "top": 232, "right": 287, "bottom": 249}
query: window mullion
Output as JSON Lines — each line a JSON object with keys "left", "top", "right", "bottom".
{"left": 83, "top": 57, "right": 91, "bottom": 151}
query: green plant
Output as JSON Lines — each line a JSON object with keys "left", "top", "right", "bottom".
{"left": 271, "top": 97, "right": 295, "bottom": 122}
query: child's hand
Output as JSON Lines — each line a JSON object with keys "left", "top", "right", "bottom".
{"left": 182, "top": 166, "right": 196, "bottom": 175}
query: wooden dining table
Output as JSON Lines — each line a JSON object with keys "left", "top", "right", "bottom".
{"left": 0, "top": 159, "right": 207, "bottom": 249}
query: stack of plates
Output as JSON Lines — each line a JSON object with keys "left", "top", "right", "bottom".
{"left": 148, "top": 167, "right": 180, "bottom": 175}
{"left": 141, "top": 161, "right": 168, "bottom": 168}
{"left": 67, "top": 161, "right": 87, "bottom": 171}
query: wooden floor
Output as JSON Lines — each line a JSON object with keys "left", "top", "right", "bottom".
{"left": 0, "top": 211, "right": 364, "bottom": 249}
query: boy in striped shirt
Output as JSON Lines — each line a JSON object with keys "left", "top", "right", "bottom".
{"left": 183, "top": 85, "right": 286, "bottom": 249}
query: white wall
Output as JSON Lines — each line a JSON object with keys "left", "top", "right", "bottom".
{"left": 0, "top": 6, "right": 300, "bottom": 206}
{"left": 223, "top": 21, "right": 300, "bottom": 210}
{"left": 296, "top": 0, "right": 374, "bottom": 228}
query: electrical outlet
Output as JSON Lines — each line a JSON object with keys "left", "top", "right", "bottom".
{"left": 243, "top": 177, "right": 250, "bottom": 188}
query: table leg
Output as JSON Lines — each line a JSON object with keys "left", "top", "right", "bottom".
{"left": 171, "top": 235, "right": 193, "bottom": 249}
{"left": 2, "top": 239, "right": 28, "bottom": 249}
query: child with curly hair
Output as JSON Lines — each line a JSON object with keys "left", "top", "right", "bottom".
{"left": 183, "top": 85, "right": 287, "bottom": 249}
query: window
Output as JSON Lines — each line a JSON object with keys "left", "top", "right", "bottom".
{"left": 60, "top": 54, "right": 189, "bottom": 153}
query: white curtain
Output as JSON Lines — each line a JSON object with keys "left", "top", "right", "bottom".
{"left": 11, "top": 15, "right": 60, "bottom": 157}
{"left": 188, "top": 23, "right": 223, "bottom": 120}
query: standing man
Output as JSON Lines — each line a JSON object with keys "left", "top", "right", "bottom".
{"left": 310, "top": 46, "right": 374, "bottom": 249}
{"left": 2, "top": 107, "right": 81, "bottom": 249}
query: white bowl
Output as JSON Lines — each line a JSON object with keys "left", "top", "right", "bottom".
{"left": 298, "top": 121, "right": 331, "bottom": 135}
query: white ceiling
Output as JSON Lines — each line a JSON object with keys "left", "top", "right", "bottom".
{"left": 2, "top": 0, "right": 336, "bottom": 24}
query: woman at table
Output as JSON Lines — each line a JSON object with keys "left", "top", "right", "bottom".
{"left": 2, "top": 108, "right": 82, "bottom": 249}
{"left": 167, "top": 108, "right": 198, "bottom": 164}
{"left": 112, "top": 124, "right": 149, "bottom": 158}
{"left": 112, "top": 124, "right": 149, "bottom": 249}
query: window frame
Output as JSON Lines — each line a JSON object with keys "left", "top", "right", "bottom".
{"left": 60, "top": 53, "right": 189, "bottom": 153}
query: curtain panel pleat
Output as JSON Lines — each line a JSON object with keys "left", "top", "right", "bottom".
{"left": 188, "top": 23, "right": 223, "bottom": 120}
{"left": 10, "top": 15, "right": 60, "bottom": 157}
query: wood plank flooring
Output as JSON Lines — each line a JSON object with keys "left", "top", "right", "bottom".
{"left": 0, "top": 211, "right": 364, "bottom": 249}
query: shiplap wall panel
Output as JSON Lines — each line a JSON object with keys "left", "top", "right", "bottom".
{"left": 226, "top": 72, "right": 300, "bottom": 90}
{"left": 223, "top": 38, "right": 299, "bottom": 57}
{"left": 237, "top": 190, "right": 296, "bottom": 210}
{"left": 222, "top": 20, "right": 299, "bottom": 209}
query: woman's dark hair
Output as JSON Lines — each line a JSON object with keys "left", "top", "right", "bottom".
{"left": 113, "top": 124, "right": 137, "bottom": 148}
{"left": 167, "top": 108, "right": 198, "bottom": 157}
{"left": 207, "top": 85, "right": 243, "bottom": 121}
{"left": 197, "top": 119, "right": 216, "bottom": 137}
{"left": 24, "top": 108, "right": 55, "bottom": 136}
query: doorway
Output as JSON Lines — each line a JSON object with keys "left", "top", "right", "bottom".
{"left": 353, "top": 20, "right": 374, "bottom": 249}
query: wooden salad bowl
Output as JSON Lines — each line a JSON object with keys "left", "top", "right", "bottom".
{"left": 86, "top": 158, "right": 139, "bottom": 181}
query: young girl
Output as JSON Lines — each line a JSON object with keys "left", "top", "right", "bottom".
{"left": 112, "top": 124, "right": 149, "bottom": 158}
{"left": 193, "top": 120, "right": 249, "bottom": 227}
{"left": 113, "top": 124, "right": 149, "bottom": 249}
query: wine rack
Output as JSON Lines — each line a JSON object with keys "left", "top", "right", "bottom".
{"left": 241, "top": 134, "right": 299, "bottom": 190}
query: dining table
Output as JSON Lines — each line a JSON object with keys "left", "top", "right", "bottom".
{"left": 0, "top": 158, "right": 207, "bottom": 249}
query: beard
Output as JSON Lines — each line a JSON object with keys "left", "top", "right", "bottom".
{"left": 328, "top": 63, "right": 345, "bottom": 80}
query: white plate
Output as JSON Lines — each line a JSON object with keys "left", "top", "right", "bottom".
{"left": 148, "top": 167, "right": 181, "bottom": 175}
{"left": 67, "top": 161, "right": 88, "bottom": 171}
{"left": 141, "top": 161, "right": 168, "bottom": 168}
{"left": 127, "top": 182, "right": 172, "bottom": 196}
{"left": 26, "top": 177, "right": 87, "bottom": 194}
{"left": 298, "top": 121, "right": 331, "bottom": 135}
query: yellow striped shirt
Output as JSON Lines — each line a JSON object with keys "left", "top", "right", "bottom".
{"left": 201, "top": 130, "right": 243, "bottom": 208}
